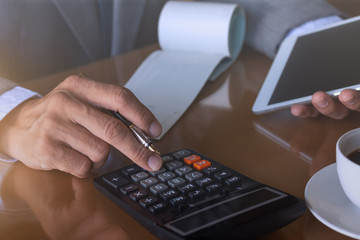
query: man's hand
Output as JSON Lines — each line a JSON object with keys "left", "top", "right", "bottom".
{"left": 0, "top": 75, "right": 162, "bottom": 178}
{"left": 291, "top": 89, "right": 360, "bottom": 119}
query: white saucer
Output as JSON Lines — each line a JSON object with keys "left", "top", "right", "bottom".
{"left": 305, "top": 163, "right": 360, "bottom": 239}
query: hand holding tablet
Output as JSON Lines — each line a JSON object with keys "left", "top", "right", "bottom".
{"left": 253, "top": 16, "right": 360, "bottom": 119}
{"left": 291, "top": 89, "right": 360, "bottom": 119}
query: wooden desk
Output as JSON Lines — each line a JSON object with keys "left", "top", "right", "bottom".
{"left": 1, "top": 1, "right": 360, "bottom": 239}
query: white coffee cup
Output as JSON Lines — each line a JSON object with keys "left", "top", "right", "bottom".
{"left": 336, "top": 128, "right": 360, "bottom": 208}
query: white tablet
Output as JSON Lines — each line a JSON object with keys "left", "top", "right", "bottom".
{"left": 252, "top": 16, "right": 360, "bottom": 114}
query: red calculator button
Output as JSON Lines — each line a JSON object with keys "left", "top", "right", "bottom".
{"left": 184, "top": 155, "right": 201, "bottom": 165}
{"left": 193, "top": 160, "right": 211, "bottom": 170}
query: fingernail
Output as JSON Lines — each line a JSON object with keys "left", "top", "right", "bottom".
{"left": 344, "top": 95, "right": 357, "bottom": 106}
{"left": 149, "top": 121, "right": 162, "bottom": 137}
{"left": 314, "top": 97, "right": 328, "bottom": 108}
{"left": 147, "top": 155, "right": 162, "bottom": 171}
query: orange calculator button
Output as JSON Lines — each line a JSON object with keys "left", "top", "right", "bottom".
{"left": 184, "top": 155, "right": 201, "bottom": 165}
{"left": 193, "top": 160, "right": 211, "bottom": 170}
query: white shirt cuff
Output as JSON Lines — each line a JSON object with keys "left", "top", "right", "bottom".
{"left": 0, "top": 86, "right": 41, "bottom": 121}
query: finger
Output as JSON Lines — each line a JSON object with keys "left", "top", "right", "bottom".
{"left": 58, "top": 75, "right": 162, "bottom": 138}
{"left": 83, "top": 109, "right": 162, "bottom": 171}
{"left": 290, "top": 104, "right": 320, "bottom": 118}
{"left": 55, "top": 120, "right": 110, "bottom": 170}
{"left": 50, "top": 144, "right": 93, "bottom": 178}
{"left": 339, "top": 89, "right": 360, "bottom": 111}
{"left": 60, "top": 98, "right": 162, "bottom": 171}
{"left": 311, "top": 91, "right": 349, "bottom": 119}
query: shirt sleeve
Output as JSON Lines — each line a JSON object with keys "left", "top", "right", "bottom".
{"left": 0, "top": 86, "right": 41, "bottom": 121}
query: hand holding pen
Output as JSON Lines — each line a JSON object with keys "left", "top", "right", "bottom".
{"left": 111, "top": 111, "right": 161, "bottom": 155}
{"left": 1, "top": 74, "right": 163, "bottom": 178}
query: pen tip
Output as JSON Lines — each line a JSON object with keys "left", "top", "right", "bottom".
{"left": 148, "top": 144, "right": 161, "bottom": 155}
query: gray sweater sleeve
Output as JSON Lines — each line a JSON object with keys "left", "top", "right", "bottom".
{"left": 197, "top": 0, "right": 343, "bottom": 59}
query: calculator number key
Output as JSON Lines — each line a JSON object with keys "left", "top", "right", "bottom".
{"left": 158, "top": 172, "right": 176, "bottom": 182}
{"left": 131, "top": 172, "right": 149, "bottom": 183}
{"left": 175, "top": 166, "right": 193, "bottom": 176}
{"left": 150, "top": 183, "right": 169, "bottom": 195}
{"left": 165, "top": 160, "right": 183, "bottom": 171}
{"left": 140, "top": 177, "right": 159, "bottom": 188}
{"left": 168, "top": 177, "right": 186, "bottom": 188}
{"left": 185, "top": 172, "right": 203, "bottom": 182}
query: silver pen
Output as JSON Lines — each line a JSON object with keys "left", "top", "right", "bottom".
{"left": 111, "top": 111, "right": 160, "bottom": 155}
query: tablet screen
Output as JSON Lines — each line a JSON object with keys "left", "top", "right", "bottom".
{"left": 252, "top": 16, "right": 360, "bottom": 114}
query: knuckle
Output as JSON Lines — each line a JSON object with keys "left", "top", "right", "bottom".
{"left": 102, "top": 117, "right": 127, "bottom": 140}
{"left": 74, "top": 160, "right": 92, "bottom": 178}
{"left": 63, "top": 74, "right": 83, "bottom": 86}
{"left": 112, "top": 87, "right": 134, "bottom": 108}
{"left": 61, "top": 74, "right": 95, "bottom": 90}
{"left": 46, "top": 90, "right": 72, "bottom": 109}
{"left": 92, "top": 141, "right": 111, "bottom": 163}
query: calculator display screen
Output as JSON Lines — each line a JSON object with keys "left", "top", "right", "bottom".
{"left": 165, "top": 187, "right": 286, "bottom": 236}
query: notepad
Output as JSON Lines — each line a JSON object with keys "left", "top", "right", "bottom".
{"left": 125, "top": 1, "right": 246, "bottom": 139}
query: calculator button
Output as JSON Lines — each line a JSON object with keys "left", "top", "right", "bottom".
{"left": 170, "top": 196, "right": 187, "bottom": 206}
{"left": 175, "top": 166, "right": 193, "bottom": 176}
{"left": 121, "top": 165, "right": 141, "bottom": 177}
{"left": 225, "top": 176, "right": 242, "bottom": 189}
{"left": 168, "top": 177, "right": 186, "bottom": 188}
{"left": 139, "top": 196, "right": 158, "bottom": 208}
{"left": 140, "top": 177, "right": 159, "bottom": 188}
{"left": 148, "top": 167, "right": 166, "bottom": 177}
{"left": 131, "top": 172, "right": 149, "bottom": 183}
{"left": 162, "top": 155, "right": 175, "bottom": 163}
{"left": 185, "top": 171, "right": 203, "bottom": 182}
{"left": 130, "top": 190, "right": 148, "bottom": 202}
{"left": 195, "top": 177, "right": 214, "bottom": 187}
{"left": 203, "top": 165, "right": 221, "bottom": 176}
{"left": 173, "top": 150, "right": 192, "bottom": 159}
{"left": 102, "top": 173, "right": 129, "bottom": 190}
{"left": 158, "top": 171, "right": 176, "bottom": 182}
{"left": 188, "top": 189, "right": 205, "bottom": 202}
{"left": 205, "top": 183, "right": 222, "bottom": 196}
{"left": 177, "top": 183, "right": 197, "bottom": 194}
{"left": 183, "top": 154, "right": 201, "bottom": 165}
{"left": 214, "top": 170, "right": 232, "bottom": 182}
{"left": 160, "top": 189, "right": 179, "bottom": 201}
{"left": 149, "top": 202, "right": 167, "bottom": 214}
{"left": 165, "top": 160, "right": 183, "bottom": 171}
{"left": 150, "top": 183, "right": 169, "bottom": 195}
{"left": 120, "top": 184, "right": 138, "bottom": 195}
{"left": 193, "top": 160, "right": 211, "bottom": 170}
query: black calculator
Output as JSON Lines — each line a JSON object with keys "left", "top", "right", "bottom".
{"left": 93, "top": 149, "right": 306, "bottom": 240}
